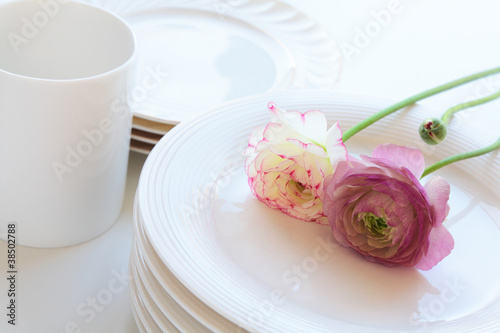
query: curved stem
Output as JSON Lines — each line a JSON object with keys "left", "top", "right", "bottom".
{"left": 441, "top": 89, "right": 500, "bottom": 125}
{"left": 421, "top": 137, "right": 500, "bottom": 178}
{"left": 342, "top": 66, "right": 500, "bottom": 142}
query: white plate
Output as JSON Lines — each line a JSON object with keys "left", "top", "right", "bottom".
{"left": 131, "top": 232, "right": 211, "bottom": 332}
{"left": 87, "top": 0, "right": 342, "bottom": 124}
{"left": 132, "top": 224, "right": 211, "bottom": 332}
{"left": 129, "top": 253, "right": 173, "bottom": 333}
{"left": 138, "top": 91, "right": 500, "bottom": 332}
{"left": 130, "top": 139, "right": 155, "bottom": 155}
{"left": 133, "top": 197, "right": 245, "bottom": 332}
{"left": 131, "top": 128, "right": 164, "bottom": 145}
{"left": 130, "top": 251, "right": 181, "bottom": 333}
{"left": 133, "top": 116, "right": 175, "bottom": 135}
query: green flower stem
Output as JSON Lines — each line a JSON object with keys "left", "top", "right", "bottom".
{"left": 441, "top": 89, "right": 500, "bottom": 125}
{"left": 421, "top": 136, "right": 500, "bottom": 178}
{"left": 342, "top": 66, "right": 500, "bottom": 142}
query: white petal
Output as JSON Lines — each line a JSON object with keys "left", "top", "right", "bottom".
{"left": 325, "top": 122, "right": 348, "bottom": 168}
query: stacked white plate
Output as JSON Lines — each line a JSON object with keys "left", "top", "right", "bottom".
{"left": 86, "top": 0, "right": 343, "bottom": 154}
{"left": 131, "top": 91, "right": 500, "bottom": 332}
{"left": 130, "top": 118, "right": 175, "bottom": 155}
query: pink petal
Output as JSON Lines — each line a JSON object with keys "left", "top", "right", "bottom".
{"left": 424, "top": 176, "right": 451, "bottom": 227}
{"left": 414, "top": 224, "right": 454, "bottom": 270}
{"left": 325, "top": 122, "right": 348, "bottom": 168}
{"left": 372, "top": 144, "right": 425, "bottom": 179}
{"left": 326, "top": 160, "right": 366, "bottom": 191}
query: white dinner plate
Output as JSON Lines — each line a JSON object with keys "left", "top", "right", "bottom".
{"left": 130, "top": 253, "right": 182, "bottom": 332}
{"left": 132, "top": 116, "right": 175, "bottom": 136}
{"left": 138, "top": 91, "right": 500, "bottom": 332}
{"left": 133, "top": 197, "right": 245, "bottom": 332}
{"left": 131, "top": 128, "right": 164, "bottom": 145}
{"left": 129, "top": 252, "right": 175, "bottom": 333}
{"left": 131, "top": 233, "right": 212, "bottom": 332}
{"left": 87, "top": 0, "right": 342, "bottom": 124}
{"left": 130, "top": 139, "right": 155, "bottom": 155}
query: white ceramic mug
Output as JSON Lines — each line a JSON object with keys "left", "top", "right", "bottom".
{"left": 0, "top": 0, "right": 136, "bottom": 247}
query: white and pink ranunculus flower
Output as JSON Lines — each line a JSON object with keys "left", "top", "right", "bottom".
{"left": 323, "top": 144, "right": 454, "bottom": 270}
{"left": 245, "top": 102, "right": 347, "bottom": 225}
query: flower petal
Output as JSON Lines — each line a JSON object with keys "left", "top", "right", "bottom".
{"left": 424, "top": 176, "right": 451, "bottom": 227}
{"left": 325, "top": 122, "right": 348, "bottom": 168}
{"left": 246, "top": 103, "right": 349, "bottom": 225}
{"left": 285, "top": 139, "right": 328, "bottom": 158}
{"left": 372, "top": 144, "right": 426, "bottom": 179}
{"left": 323, "top": 144, "right": 454, "bottom": 270}
{"left": 268, "top": 102, "right": 327, "bottom": 144}
{"left": 414, "top": 224, "right": 454, "bottom": 270}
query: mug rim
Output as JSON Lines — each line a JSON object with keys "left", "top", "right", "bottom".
{"left": 0, "top": 0, "right": 137, "bottom": 82}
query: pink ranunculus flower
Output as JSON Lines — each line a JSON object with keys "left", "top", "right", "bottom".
{"left": 245, "top": 102, "right": 348, "bottom": 225}
{"left": 323, "top": 143, "right": 454, "bottom": 270}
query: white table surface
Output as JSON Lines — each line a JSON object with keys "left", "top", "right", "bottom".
{"left": 2, "top": 0, "right": 500, "bottom": 332}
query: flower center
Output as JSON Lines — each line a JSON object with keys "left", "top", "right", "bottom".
{"left": 294, "top": 181, "right": 306, "bottom": 192}
{"left": 361, "top": 213, "right": 388, "bottom": 237}
{"left": 288, "top": 180, "right": 312, "bottom": 200}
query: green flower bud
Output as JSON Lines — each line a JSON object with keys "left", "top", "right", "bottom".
{"left": 419, "top": 118, "right": 447, "bottom": 145}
